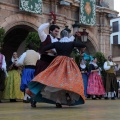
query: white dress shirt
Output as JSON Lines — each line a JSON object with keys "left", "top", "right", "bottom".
{"left": 38, "top": 23, "right": 59, "bottom": 56}
{"left": 103, "top": 61, "right": 115, "bottom": 71}
{"left": 17, "top": 52, "right": 26, "bottom": 66}
{"left": 2, "top": 55, "right": 6, "bottom": 71}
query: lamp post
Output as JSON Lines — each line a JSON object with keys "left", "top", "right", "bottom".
{"left": 72, "top": 21, "right": 89, "bottom": 43}
{"left": 80, "top": 29, "right": 89, "bottom": 43}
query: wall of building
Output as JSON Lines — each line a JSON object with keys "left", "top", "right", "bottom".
{"left": 0, "top": 0, "right": 118, "bottom": 62}
{"left": 110, "top": 17, "right": 120, "bottom": 64}
{"left": 110, "top": 18, "right": 120, "bottom": 44}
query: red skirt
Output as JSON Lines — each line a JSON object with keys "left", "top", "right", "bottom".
{"left": 87, "top": 72, "right": 105, "bottom": 95}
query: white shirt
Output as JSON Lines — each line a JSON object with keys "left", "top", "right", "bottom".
{"left": 38, "top": 23, "right": 59, "bottom": 56}
{"left": 17, "top": 51, "right": 40, "bottom": 66}
{"left": 103, "top": 61, "right": 115, "bottom": 71}
{"left": 17, "top": 52, "right": 26, "bottom": 66}
{"left": 38, "top": 22, "right": 75, "bottom": 42}
{"left": 38, "top": 23, "right": 57, "bottom": 43}
{"left": 59, "top": 36, "right": 75, "bottom": 43}
{"left": 2, "top": 55, "right": 6, "bottom": 71}
{"left": 38, "top": 23, "right": 75, "bottom": 56}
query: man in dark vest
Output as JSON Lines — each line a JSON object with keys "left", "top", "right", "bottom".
{"left": 30, "top": 20, "right": 60, "bottom": 107}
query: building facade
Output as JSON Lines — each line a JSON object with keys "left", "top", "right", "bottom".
{"left": 110, "top": 17, "right": 120, "bottom": 65}
{"left": 0, "top": 0, "right": 118, "bottom": 63}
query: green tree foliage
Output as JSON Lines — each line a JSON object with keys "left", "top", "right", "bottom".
{"left": 0, "top": 27, "right": 5, "bottom": 49}
{"left": 94, "top": 52, "right": 107, "bottom": 78}
{"left": 25, "top": 32, "right": 41, "bottom": 51}
{"left": 70, "top": 48, "right": 82, "bottom": 65}
{"left": 94, "top": 52, "right": 106, "bottom": 69}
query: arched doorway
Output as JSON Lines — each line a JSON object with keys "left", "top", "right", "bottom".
{"left": 2, "top": 25, "right": 36, "bottom": 63}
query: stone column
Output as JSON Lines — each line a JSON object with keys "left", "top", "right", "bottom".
{"left": 98, "top": 12, "right": 111, "bottom": 57}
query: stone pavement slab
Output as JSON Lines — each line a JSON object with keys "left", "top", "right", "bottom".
{"left": 0, "top": 100, "right": 120, "bottom": 120}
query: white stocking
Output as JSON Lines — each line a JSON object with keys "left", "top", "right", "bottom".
{"left": 24, "top": 93, "right": 30, "bottom": 100}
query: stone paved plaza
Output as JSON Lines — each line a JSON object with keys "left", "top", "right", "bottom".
{"left": 0, "top": 99, "right": 120, "bottom": 120}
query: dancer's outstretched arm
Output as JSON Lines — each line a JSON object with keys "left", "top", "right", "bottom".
{"left": 38, "top": 23, "right": 50, "bottom": 42}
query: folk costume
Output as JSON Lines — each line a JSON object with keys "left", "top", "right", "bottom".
{"left": 28, "top": 33, "right": 86, "bottom": 107}
{"left": 17, "top": 50, "right": 40, "bottom": 101}
{"left": 103, "top": 61, "right": 118, "bottom": 99}
{"left": 87, "top": 62, "right": 105, "bottom": 98}
{"left": 79, "top": 61, "right": 88, "bottom": 97}
{"left": 30, "top": 23, "right": 59, "bottom": 107}
{"left": 35, "top": 23, "right": 74, "bottom": 75}
{"left": 3, "top": 55, "right": 24, "bottom": 101}
{"left": 31, "top": 23, "right": 74, "bottom": 107}
{"left": 0, "top": 53, "right": 6, "bottom": 102}
{"left": 35, "top": 23, "right": 58, "bottom": 76}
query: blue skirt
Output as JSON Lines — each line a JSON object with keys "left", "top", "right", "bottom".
{"left": 82, "top": 73, "right": 88, "bottom": 97}
{"left": 20, "top": 68, "right": 35, "bottom": 92}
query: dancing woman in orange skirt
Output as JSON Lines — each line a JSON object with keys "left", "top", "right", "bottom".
{"left": 28, "top": 30, "right": 86, "bottom": 108}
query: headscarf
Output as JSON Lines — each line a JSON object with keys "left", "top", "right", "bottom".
{"left": 59, "top": 30, "right": 73, "bottom": 43}
{"left": 80, "top": 59, "right": 86, "bottom": 69}
{"left": 11, "top": 52, "right": 18, "bottom": 63}
{"left": 83, "top": 53, "right": 93, "bottom": 61}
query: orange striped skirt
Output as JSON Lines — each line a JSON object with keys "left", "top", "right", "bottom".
{"left": 28, "top": 56, "right": 85, "bottom": 105}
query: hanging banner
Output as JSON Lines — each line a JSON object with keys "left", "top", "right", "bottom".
{"left": 19, "top": 0, "right": 42, "bottom": 14}
{"left": 80, "top": 0, "right": 96, "bottom": 26}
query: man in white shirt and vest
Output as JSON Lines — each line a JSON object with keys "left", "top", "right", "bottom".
{"left": 17, "top": 43, "right": 40, "bottom": 104}
{"left": 103, "top": 55, "right": 118, "bottom": 99}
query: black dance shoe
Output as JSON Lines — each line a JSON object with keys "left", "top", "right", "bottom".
{"left": 111, "top": 97, "right": 115, "bottom": 100}
{"left": 56, "top": 103, "right": 62, "bottom": 108}
{"left": 23, "top": 100, "right": 29, "bottom": 103}
{"left": 31, "top": 100, "right": 37, "bottom": 108}
{"left": 104, "top": 97, "right": 109, "bottom": 100}
{"left": 10, "top": 99, "right": 17, "bottom": 102}
{"left": 31, "top": 103, "right": 36, "bottom": 108}
{"left": 97, "top": 96, "right": 102, "bottom": 99}
{"left": 92, "top": 97, "right": 96, "bottom": 100}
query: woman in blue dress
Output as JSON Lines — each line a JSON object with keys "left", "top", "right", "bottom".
{"left": 79, "top": 59, "right": 88, "bottom": 98}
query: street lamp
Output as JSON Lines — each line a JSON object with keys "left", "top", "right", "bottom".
{"left": 80, "top": 29, "right": 89, "bottom": 43}
{"left": 72, "top": 21, "right": 89, "bottom": 43}
{"left": 72, "top": 21, "right": 80, "bottom": 34}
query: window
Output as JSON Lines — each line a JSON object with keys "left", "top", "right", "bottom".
{"left": 96, "top": 0, "right": 100, "bottom": 6}
{"left": 113, "top": 35, "right": 118, "bottom": 44}
{"left": 112, "top": 21, "right": 119, "bottom": 33}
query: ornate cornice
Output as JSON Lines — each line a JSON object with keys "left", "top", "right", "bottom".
{"left": 0, "top": 1, "right": 118, "bottom": 15}
{"left": 64, "top": 0, "right": 118, "bottom": 14}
